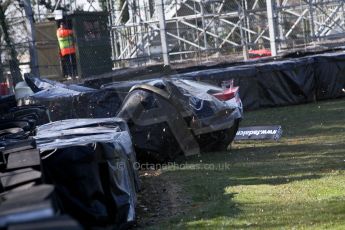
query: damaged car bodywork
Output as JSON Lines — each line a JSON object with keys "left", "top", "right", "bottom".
{"left": 23, "top": 77, "right": 243, "bottom": 163}
{"left": 117, "top": 78, "right": 243, "bottom": 163}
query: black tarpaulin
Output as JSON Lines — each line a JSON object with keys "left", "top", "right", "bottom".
{"left": 177, "top": 51, "right": 345, "bottom": 110}
{"left": 21, "top": 77, "right": 121, "bottom": 122}
{"left": 22, "top": 88, "right": 124, "bottom": 121}
{"left": 24, "top": 51, "right": 345, "bottom": 114}
{"left": 0, "top": 95, "right": 17, "bottom": 114}
{"left": 313, "top": 53, "right": 345, "bottom": 100}
{"left": 35, "top": 118, "right": 139, "bottom": 228}
{"left": 25, "top": 76, "right": 95, "bottom": 93}
{"left": 255, "top": 58, "right": 316, "bottom": 107}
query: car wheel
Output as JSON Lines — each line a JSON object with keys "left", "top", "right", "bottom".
{"left": 197, "top": 119, "right": 240, "bottom": 152}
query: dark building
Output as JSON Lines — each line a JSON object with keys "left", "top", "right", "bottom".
{"left": 35, "top": 12, "right": 112, "bottom": 80}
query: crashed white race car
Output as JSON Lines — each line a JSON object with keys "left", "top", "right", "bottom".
{"left": 117, "top": 78, "right": 243, "bottom": 163}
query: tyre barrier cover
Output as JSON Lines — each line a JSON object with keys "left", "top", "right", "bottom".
{"left": 34, "top": 118, "right": 140, "bottom": 228}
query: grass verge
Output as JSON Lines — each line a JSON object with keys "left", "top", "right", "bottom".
{"left": 145, "top": 99, "right": 345, "bottom": 229}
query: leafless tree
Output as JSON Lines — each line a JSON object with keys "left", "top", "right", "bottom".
{"left": 0, "top": 0, "right": 23, "bottom": 83}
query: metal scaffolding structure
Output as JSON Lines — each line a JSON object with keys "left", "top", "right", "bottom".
{"left": 104, "top": 0, "right": 345, "bottom": 67}
{"left": 3, "top": 0, "right": 345, "bottom": 78}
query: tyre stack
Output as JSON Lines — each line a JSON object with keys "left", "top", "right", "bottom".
{"left": 0, "top": 96, "right": 81, "bottom": 230}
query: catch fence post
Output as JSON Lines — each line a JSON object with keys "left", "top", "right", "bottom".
{"left": 266, "top": 0, "right": 277, "bottom": 56}
{"left": 156, "top": 0, "right": 170, "bottom": 66}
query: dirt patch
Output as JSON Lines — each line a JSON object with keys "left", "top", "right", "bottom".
{"left": 134, "top": 170, "right": 190, "bottom": 228}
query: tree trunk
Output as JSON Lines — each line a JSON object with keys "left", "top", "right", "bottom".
{"left": 0, "top": 38, "right": 4, "bottom": 82}
{"left": 0, "top": 3, "right": 22, "bottom": 84}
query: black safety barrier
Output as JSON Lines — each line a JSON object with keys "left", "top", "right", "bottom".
{"left": 0, "top": 95, "right": 17, "bottom": 114}
{"left": 24, "top": 51, "right": 345, "bottom": 115}
{"left": 178, "top": 52, "right": 345, "bottom": 110}
{"left": 96, "top": 51, "right": 345, "bottom": 110}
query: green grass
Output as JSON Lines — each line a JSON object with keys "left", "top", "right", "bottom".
{"left": 148, "top": 99, "right": 345, "bottom": 229}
